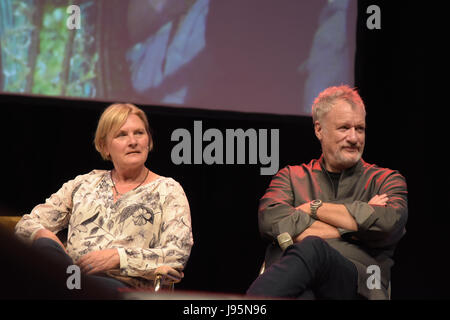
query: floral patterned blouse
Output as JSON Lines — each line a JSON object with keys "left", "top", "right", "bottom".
{"left": 15, "top": 170, "right": 193, "bottom": 288}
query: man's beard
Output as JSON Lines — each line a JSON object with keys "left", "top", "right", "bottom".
{"left": 335, "top": 148, "right": 363, "bottom": 169}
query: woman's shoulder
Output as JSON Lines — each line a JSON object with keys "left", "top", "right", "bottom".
{"left": 151, "top": 175, "right": 179, "bottom": 186}
{"left": 62, "top": 169, "right": 109, "bottom": 189}
{"left": 148, "top": 175, "right": 186, "bottom": 193}
{"left": 72, "top": 169, "right": 109, "bottom": 182}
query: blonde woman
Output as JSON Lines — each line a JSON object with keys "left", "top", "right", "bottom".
{"left": 15, "top": 103, "right": 193, "bottom": 292}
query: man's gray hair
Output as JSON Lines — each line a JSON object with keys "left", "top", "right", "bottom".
{"left": 311, "top": 85, "right": 366, "bottom": 123}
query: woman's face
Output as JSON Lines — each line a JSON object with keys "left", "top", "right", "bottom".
{"left": 105, "top": 114, "right": 149, "bottom": 170}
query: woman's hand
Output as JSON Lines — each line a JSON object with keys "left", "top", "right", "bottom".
{"left": 76, "top": 249, "right": 120, "bottom": 275}
{"left": 155, "top": 265, "right": 184, "bottom": 282}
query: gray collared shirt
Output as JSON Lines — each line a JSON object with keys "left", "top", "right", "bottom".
{"left": 259, "top": 156, "right": 408, "bottom": 299}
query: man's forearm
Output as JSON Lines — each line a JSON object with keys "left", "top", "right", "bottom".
{"left": 294, "top": 220, "right": 340, "bottom": 242}
{"left": 317, "top": 203, "right": 358, "bottom": 231}
{"left": 297, "top": 202, "right": 358, "bottom": 231}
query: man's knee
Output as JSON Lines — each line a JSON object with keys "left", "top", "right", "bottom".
{"left": 288, "top": 236, "right": 328, "bottom": 254}
{"left": 284, "top": 236, "right": 334, "bottom": 268}
{"left": 299, "top": 236, "right": 326, "bottom": 246}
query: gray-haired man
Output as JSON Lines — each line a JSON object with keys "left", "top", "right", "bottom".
{"left": 247, "top": 85, "right": 407, "bottom": 299}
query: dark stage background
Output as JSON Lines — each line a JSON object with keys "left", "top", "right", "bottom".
{"left": 1, "top": 2, "right": 436, "bottom": 299}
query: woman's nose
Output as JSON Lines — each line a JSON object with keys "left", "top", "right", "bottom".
{"left": 128, "top": 134, "right": 138, "bottom": 145}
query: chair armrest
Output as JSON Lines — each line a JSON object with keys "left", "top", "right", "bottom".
{"left": 0, "top": 216, "right": 21, "bottom": 233}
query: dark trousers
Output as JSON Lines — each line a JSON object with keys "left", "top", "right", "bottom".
{"left": 32, "top": 238, "right": 129, "bottom": 294}
{"left": 247, "top": 236, "right": 358, "bottom": 299}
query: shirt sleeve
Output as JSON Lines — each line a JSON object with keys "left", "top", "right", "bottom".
{"left": 344, "top": 170, "right": 408, "bottom": 248}
{"left": 115, "top": 180, "right": 193, "bottom": 279}
{"left": 258, "top": 167, "right": 315, "bottom": 241}
{"left": 14, "top": 177, "right": 79, "bottom": 243}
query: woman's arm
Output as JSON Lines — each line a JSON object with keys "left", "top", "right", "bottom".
{"left": 14, "top": 176, "right": 81, "bottom": 243}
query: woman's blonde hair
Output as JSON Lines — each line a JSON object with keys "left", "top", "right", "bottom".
{"left": 94, "top": 103, "right": 154, "bottom": 160}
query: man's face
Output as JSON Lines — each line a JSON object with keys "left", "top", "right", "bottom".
{"left": 315, "top": 99, "right": 366, "bottom": 172}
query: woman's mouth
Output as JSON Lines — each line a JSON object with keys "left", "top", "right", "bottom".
{"left": 126, "top": 151, "right": 141, "bottom": 155}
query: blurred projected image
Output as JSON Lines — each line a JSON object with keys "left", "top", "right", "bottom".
{"left": 0, "top": 0, "right": 356, "bottom": 116}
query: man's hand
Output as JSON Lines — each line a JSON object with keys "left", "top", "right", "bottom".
{"left": 77, "top": 249, "right": 120, "bottom": 275}
{"left": 368, "top": 193, "right": 389, "bottom": 206}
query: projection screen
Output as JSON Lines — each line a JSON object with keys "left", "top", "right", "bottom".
{"left": 0, "top": 0, "right": 357, "bottom": 116}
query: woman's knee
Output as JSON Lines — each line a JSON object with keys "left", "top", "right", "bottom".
{"left": 32, "top": 237, "right": 63, "bottom": 250}
{"left": 32, "top": 238, "right": 72, "bottom": 264}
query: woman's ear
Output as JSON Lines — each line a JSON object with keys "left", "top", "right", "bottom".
{"left": 100, "top": 139, "right": 110, "bottom": 160}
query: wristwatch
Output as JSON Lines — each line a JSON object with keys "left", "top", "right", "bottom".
{"left": 310, "top": 199, "right": 323, "bottom": 220}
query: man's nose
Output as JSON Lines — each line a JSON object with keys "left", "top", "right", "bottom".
{"left": 346, "top": 128, "right": 358, "bottom": 143}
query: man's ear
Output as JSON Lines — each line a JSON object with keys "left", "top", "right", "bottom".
{"left": 314, "top": 120, "right": 323, "bottom": 141}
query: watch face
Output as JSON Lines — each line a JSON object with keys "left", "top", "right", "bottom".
{"left": 312, "top": 199, "right": 322, "bottom": 206}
